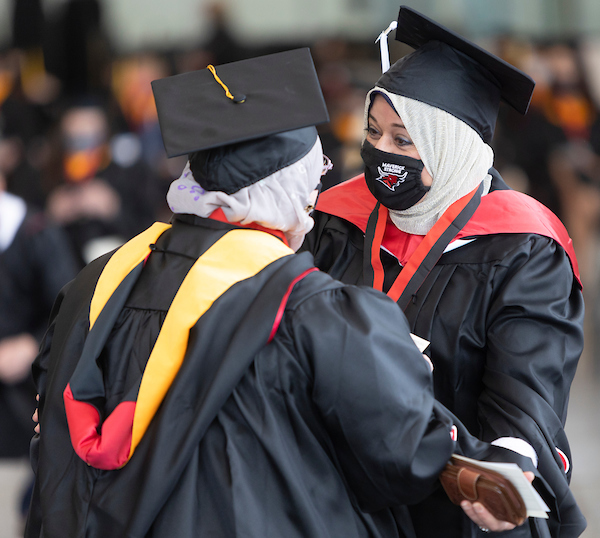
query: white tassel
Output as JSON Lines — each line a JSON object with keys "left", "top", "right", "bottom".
{"left": 375, "top": 20, "right": 398, "bottom": 73}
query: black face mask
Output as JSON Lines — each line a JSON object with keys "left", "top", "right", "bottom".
{"left": 361, "top": 140, "right": 431, "bottom": 210}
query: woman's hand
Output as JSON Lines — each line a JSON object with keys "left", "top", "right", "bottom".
{"left": 461, "top": 471, "right": 535, "bottom": 532}
{"left": 32, "top": 393, "right": 40, "bottom": 434}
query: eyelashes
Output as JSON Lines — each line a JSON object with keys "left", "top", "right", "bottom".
{"left": 365, "top": 126, "right": 412, "bottom": 148}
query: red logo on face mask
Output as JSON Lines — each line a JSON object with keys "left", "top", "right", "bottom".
{"left": 376, "top": 164, "right": 408, "bottom": 190}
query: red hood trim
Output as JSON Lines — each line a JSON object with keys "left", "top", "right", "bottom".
{"left": 316, "top": 175, "right": 581, "bottom": 286}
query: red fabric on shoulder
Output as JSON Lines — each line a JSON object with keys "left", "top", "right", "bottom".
{"left": 316, "top": 175, "right": 373, "bottom": 230}
{"left": 209, "top": 208, "right": 289, "bottom": 246}
{"left": 268, "top": 267, "right": 318, "bottom": 343}
{"left": 316, "top": 175, "right": 581, "bottom": 286}
{"left": 316, "top": 176, "right": 424, "bottom": 265}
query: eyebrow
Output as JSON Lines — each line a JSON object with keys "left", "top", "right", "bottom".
{"left": 368, "top": 113, "right": 407, "bottom": 130}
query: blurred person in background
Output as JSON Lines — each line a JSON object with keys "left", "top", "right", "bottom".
{"left": 491, "top": 37, "right": 567, "bottom": 217}
{"left": 200, "top": 1, "right": 250, "bottom": 65}
{"left": 303, "top": 6, "right": 586, "bottom": 537}
{"left": 495, "top": 38, "right": 600, "bottom": 376}
{"left": 539, "top": 41, "right": 600, "bottom": 294}
{"left": 110, "top": 51, "right": 181, "bottom": 222}
{"left": 43, "top": 100, "right": 164, "bottom": 268}
{"left": 111, "top": 52, "right": 169, "bottom": 170}
{"left": 0, "top": 44, "right": 60, "bottom": 210}
{"left": 42, "top": 0, "right": 112, "bottom": 100}
{"left": 494, "top": 39, "right": 600, "bottom": 284}
{"left": 311, "top": 38, "right": 357, "bottom": 190}
{"left": 0, "top": 159, "right": 78, "bottom": 525}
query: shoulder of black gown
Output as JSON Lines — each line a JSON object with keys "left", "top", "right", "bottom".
{"left": 280, "top": 277, "right": 457, "bottom": 511}
{"left": 311, "top": 173, "right": 581, "bottom": 286}
{"left": 463, "top": 188, "right": 580, "bottom": 286}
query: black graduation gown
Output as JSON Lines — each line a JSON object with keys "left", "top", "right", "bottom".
{"left": 0, "top": 208, "right": 78, "bottom": 457}
{"left": 26, "top": 214, "right": 504, "bottom": 538}
{"left": 301, "top": 175, "right": 587, "bottom": 538}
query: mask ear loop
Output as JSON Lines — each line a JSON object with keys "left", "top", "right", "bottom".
{"left": 375, "top": 21, "right": 398, "bottom": 73}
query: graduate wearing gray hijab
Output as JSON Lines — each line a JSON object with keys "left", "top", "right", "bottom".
{"left": 303, "top": 6, "right": 586, "bottom": 537}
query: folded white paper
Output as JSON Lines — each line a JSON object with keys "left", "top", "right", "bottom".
{"left": 452, "top": 454, "right": 550, "bottom": 519}
{"left": 410, "top": 333, "right": 430, "bottom": 352}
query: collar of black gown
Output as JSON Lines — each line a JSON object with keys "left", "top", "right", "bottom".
{"left": 375, "top": 5, "right": 535, "bottom": 143}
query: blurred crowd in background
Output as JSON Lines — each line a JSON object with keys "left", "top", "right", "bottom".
{"left": 2, "top": 0, "right": 600, "bottom": 534}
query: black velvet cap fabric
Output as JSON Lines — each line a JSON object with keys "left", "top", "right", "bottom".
{"left": 376, "top": 5, "right": 535, "bottom": 143}
{"left": 189, "top": 126, "right": 318, "bottom": 194}
{"left": 151, "top": 48, "right": 329, "bottom": 158}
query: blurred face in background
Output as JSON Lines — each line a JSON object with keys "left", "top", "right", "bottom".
{"left": 47, "top": 106, "right": 120, "bottom": 225}
{"left": 61, "top": 106, "right": 109, "bottom": 183}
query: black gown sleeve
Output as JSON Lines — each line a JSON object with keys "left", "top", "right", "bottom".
{"left": 286, "top": 281, "right": 456, "bottom": 512}
{"left": 301, "top": 211, "right": 366, "bottom": 285}
{"left": 479, "top": 235, "right": 586, "bottom": 536}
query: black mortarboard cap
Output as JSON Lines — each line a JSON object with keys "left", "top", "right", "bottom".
{"left": 375, "top": 5, "right": 535, "bottom": 143}
{"left": 151, "top": 48, "right": 329, "bottom": 158}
